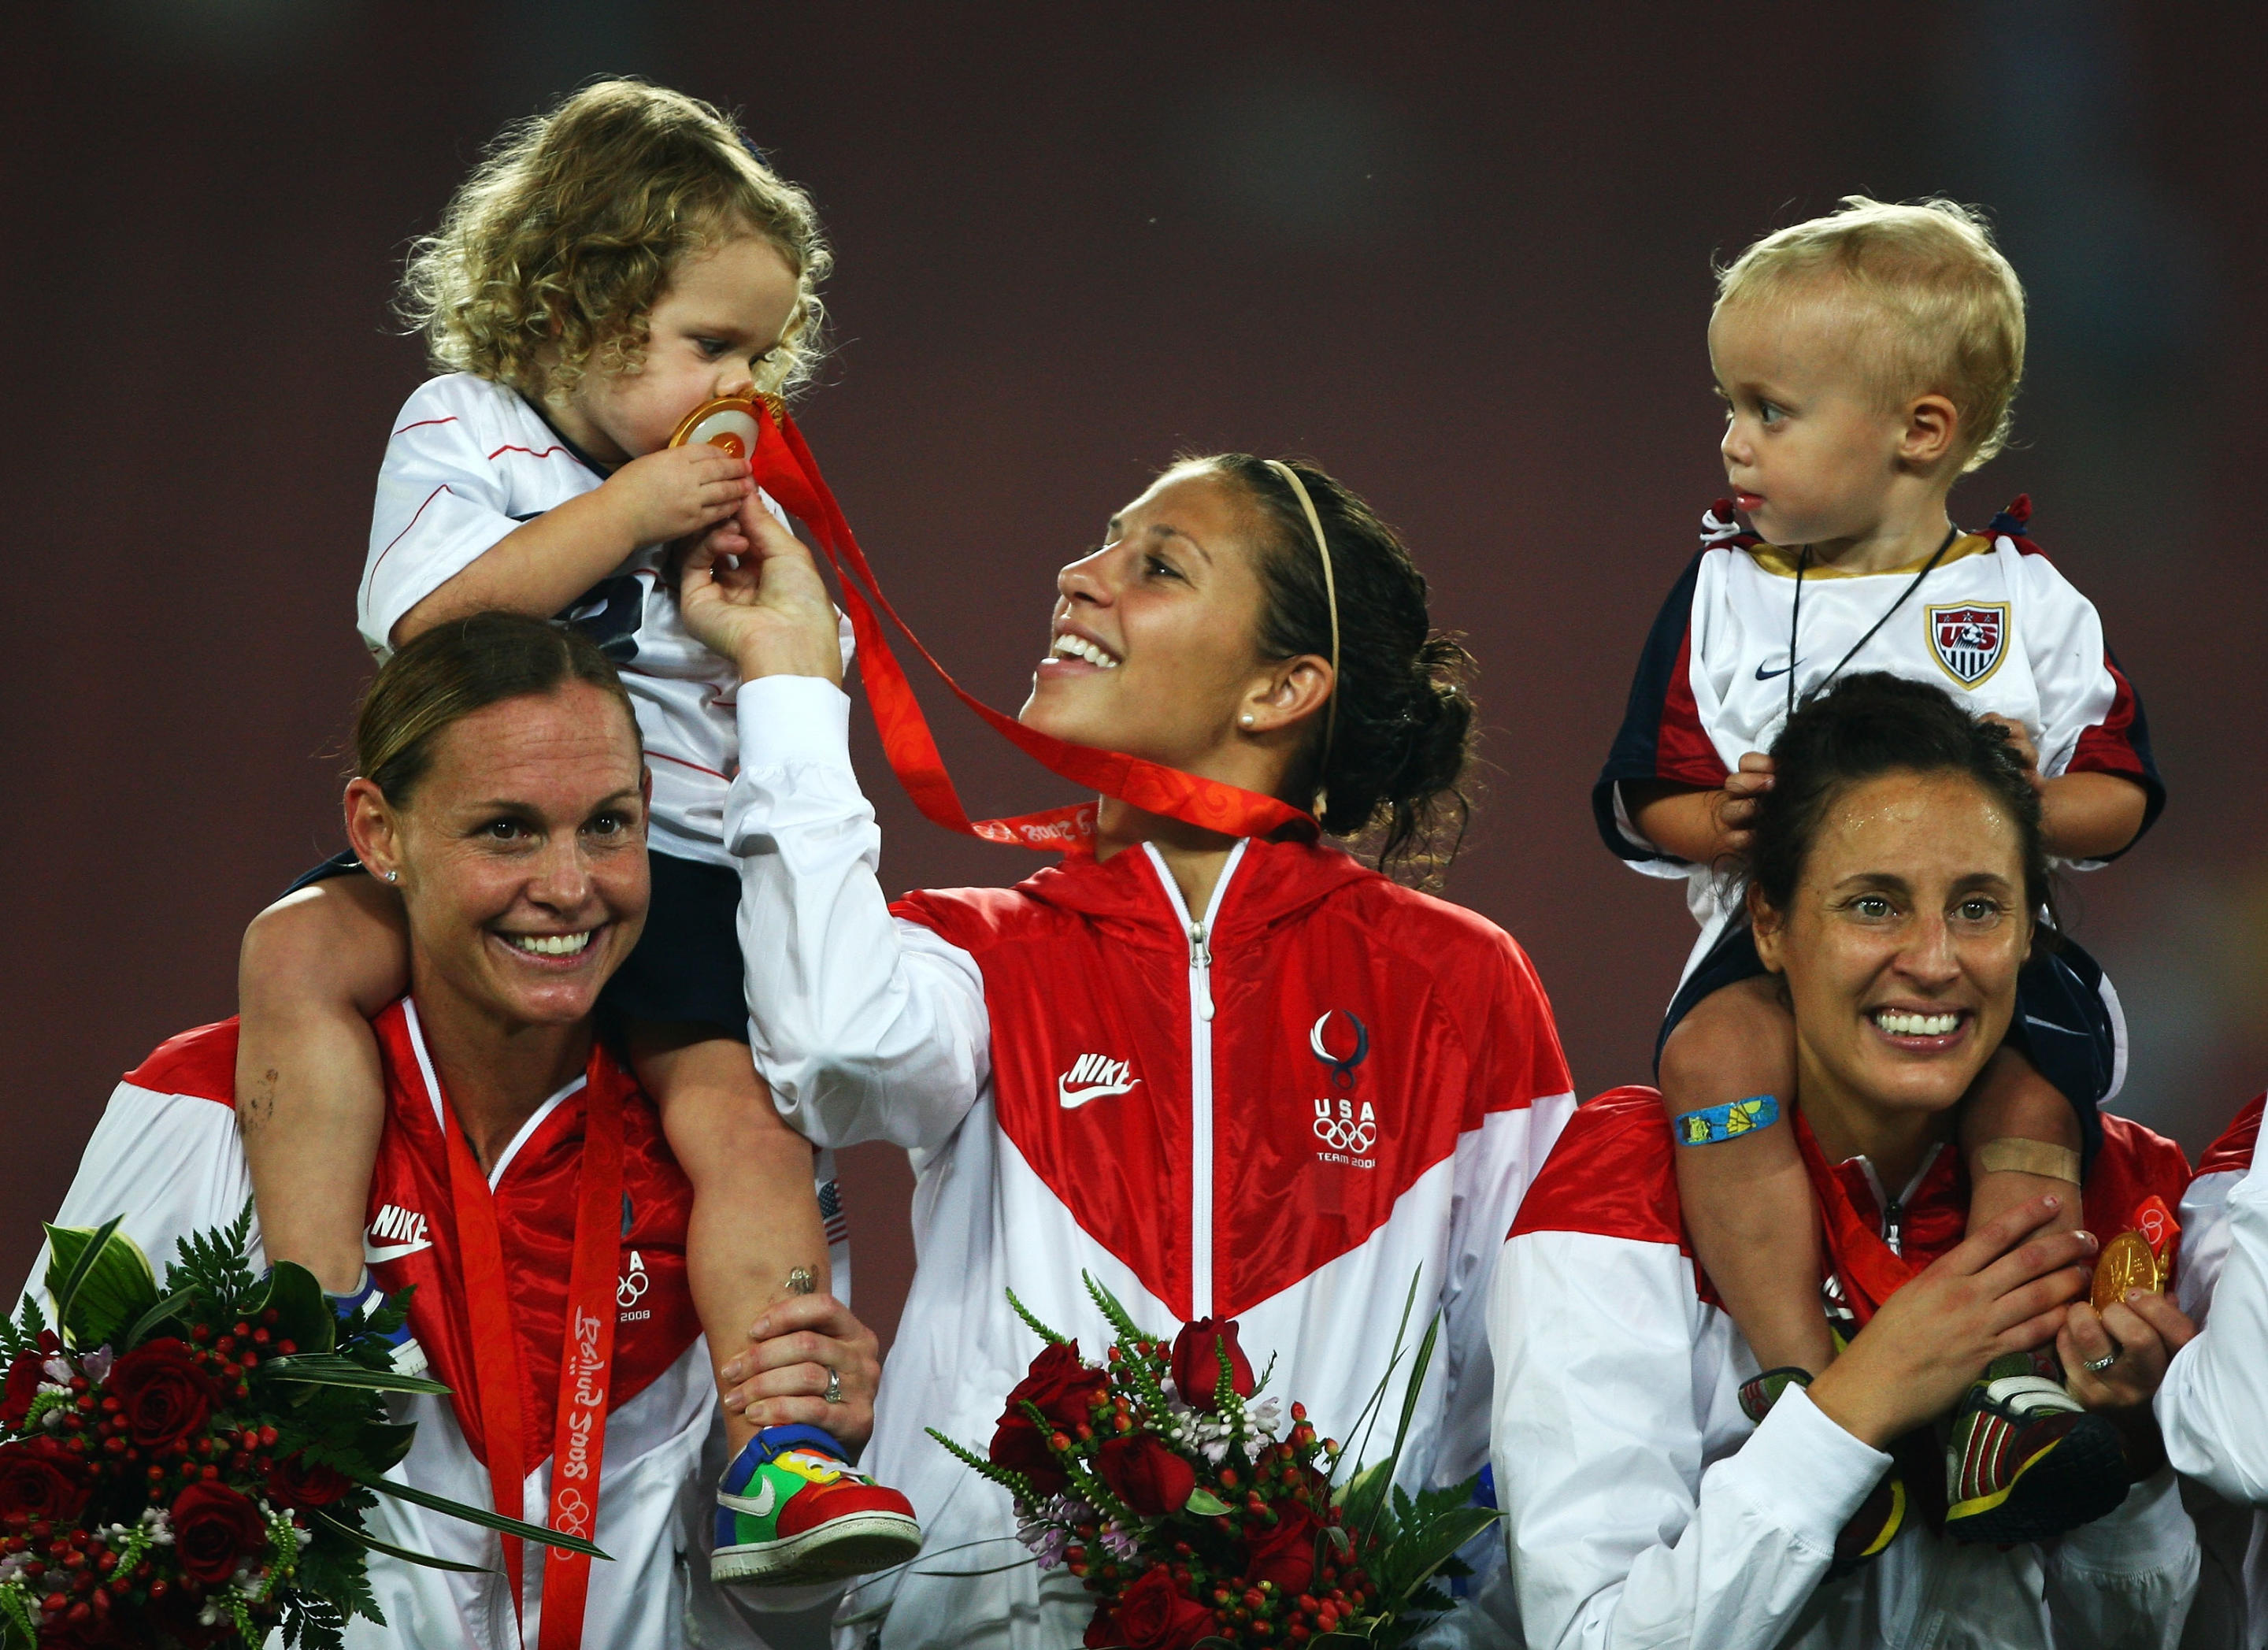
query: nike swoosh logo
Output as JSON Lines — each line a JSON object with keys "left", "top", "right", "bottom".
{"left": 1058, "top": 1078, "right": 1140, "bottom": 1109}
{"left": 1755, "top": 661, "right": 1797, "bottom": 680}
{"left": 363, "top": 1237, "right": 434, "bottom": 1264}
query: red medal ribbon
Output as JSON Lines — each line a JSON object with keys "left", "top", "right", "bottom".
{"left": 439, "top": 1045, "right": 626, "bottom": 1650}
{"left": 1792, "top": 1114, "right": 1927, "bottom": 1329}
{"left": 738, "top": 404, "right": 1319, "bottom": 852}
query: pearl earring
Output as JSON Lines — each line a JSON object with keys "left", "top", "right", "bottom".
{"left": 1240, "top": 714, "right": 1256, "bottom": 728}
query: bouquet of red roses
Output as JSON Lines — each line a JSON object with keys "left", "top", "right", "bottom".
{"left": 929, "top": 1275, "right": 1494, "bottom": 1649}
{"left": 0, "top": 1210, "right": 593, "bottom": 1650}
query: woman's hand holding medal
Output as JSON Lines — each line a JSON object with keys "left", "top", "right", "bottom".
{"left": 1807, "top": 1196, "right": 2099, "bottom": 1451}
{"left": 680, "top": 500, "right": 846, "bottom": 687}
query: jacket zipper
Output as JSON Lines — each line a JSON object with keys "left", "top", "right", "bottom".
{"left": 1144, "top": 841, "right": 1243, "bottom": 1322}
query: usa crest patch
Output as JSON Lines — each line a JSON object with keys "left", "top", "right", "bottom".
{"left": 1925, "top": 602, "right": 2010, "bottom": 688}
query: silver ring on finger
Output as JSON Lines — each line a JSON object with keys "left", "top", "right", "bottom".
{"left": 2082, "top": 1350, "right": 2118, "bottom": 1374}
{"left": 824, "top": 1366, "right": 844, "bottom": 1405}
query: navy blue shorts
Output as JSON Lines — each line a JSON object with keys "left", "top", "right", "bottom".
{"left": 1655, "top": 922, "right": 2117, "bottom": 1169}
{"left": 288, "top": 847, "right": 749, "bottom": 1042}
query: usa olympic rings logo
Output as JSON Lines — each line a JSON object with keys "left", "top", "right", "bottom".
{"left": 1313, "top": 1098, "right": 1377, "bottom": 1154}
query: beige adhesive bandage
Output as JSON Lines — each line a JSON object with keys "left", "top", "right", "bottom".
{"left": 1976, "top": 1137, "right": 2083, "bottom": 1185}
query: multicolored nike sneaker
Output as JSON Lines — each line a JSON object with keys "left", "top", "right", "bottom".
{"left": 1739, "top": 1366, "right": 1903, "bottom": 1576}
{"left": 324, "top": 1270, "right": 426, "bottom": 1378}
{"left": 713, "top": 1425, "right": 923, "bottom": 1588}
{"left": 1944, "top": 1359, "right": 2129, "bottom": 1544}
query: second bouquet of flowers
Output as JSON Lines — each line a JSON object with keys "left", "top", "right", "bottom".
{"left": 930, "top": 1275, "right": 1493, "bottom": 1649}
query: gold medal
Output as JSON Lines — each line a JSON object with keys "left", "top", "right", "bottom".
{"left": 667, "top": 393, "right": 784, "bottom": 461}
{"left": 2091, "top": 1229, "right": 2161, "bottom": 1313}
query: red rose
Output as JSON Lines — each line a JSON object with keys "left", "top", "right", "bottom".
{"left": 988, "top": 1409, "right": 1069, "bottom": 1497}
{"left": 1084, "top": 1608, "right": 1121, "bottom": 1648}
{"left": 172, "top": 1481, "right": 266, "bottom": 1584}
{"left": 1095, "top": 1434, "right": 1195, "bottom": 1516}
{"left": 0, "top": 1436, "right": 92, "bottom": 1522}
{"left": 1169, "top": 1317, "right": 1253, "bottom": 1412}
{"left": 1110, "top": 1563, "right": 1219, "bottom": 1650}
{"left": 1242, "top": 1498, "right": 1321, "bottom": 1594}
{"left": 1014, "top": 1342, "right": 1112, "bottom": 1429}
{"left": 1, "top": 1349, "right": 44, "bottom": 1431}
{"left": 265, "top": 1452, "right": 351, "bottom": 1509}
{"left": 108, "top": 1339, "right": 222, "bottom": 1452}
{"left": 988, "top": 1341, "right": 1107, "bottom": 1498}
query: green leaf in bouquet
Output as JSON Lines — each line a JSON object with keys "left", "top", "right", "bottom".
{"left": 1335, "top": 1269, "right": 1423, "bottom": 1492}
{"left": 125, "top": 1287, "right": 200, "bottom": 1345}
{"left": 1355, "top": 1311, "right": 1442, "bottom": 1547}
{"left": 356, "top": 1419, "right": 421, "bottom": 1473}
{"left": 250, "top": 1260, "right": 339, "bottom": 1356}
{"left": 1183, "top": 1486, "right": 1232, "bottom": 1516}
{"left": 349, "top": 1470, "right": 609, "bottom": 1559}
{"left": 43, "top": 1216, "right": 159, "bottom": 1349}
{"left": 308, "top": 1507, "right": 495, "bottom": 1574}
{"left": 1335, "top": 1455, "right": 1394, "bottom": 1535}
{"left": 0, "top": 1584, "right": 40, "bottom": 1648}
{"left": 1377, "top": 1504, "right": 1499, "bottom": 1602}
{"left": 265, "top": 1354, "right": 453, "bottom": 1396}
{"left": 1080, "top": 1273, "right": 1158, "bottom": 1348}
{"left": 924, "top": 1427, "right": 1047, "bottom": 1508}
{"left": 1003, "top": 1287, "right": 1069, "bottom": 1346}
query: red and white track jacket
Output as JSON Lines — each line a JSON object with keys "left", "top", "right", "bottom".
{"left": 2162, "top": 1093, "right": 2268, "bottom": 1647}
{"left": 24, "top": 1002, "right": 778, "bottom": 1649}
{"left": 1491, "top": 1088, "right": 2199, "bottom": 1650}
{"left": 722, "top": 677, "right": 1577, "bottom": 1649}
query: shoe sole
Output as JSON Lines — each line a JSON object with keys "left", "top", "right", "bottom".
{"left": 1945, "top": 1417, "right": 2129, "bottom": 1544}
{"left": 712, "top": 1512, "right": 924, "bottom": 1588}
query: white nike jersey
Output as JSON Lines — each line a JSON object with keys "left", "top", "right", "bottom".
{"left": 361, "top": 373, "right": 785, "bottom": 869}
{"left": 1595, "top": 504, "right": 2162, "bottom": 979}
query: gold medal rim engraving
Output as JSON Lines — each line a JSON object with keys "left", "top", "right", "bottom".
{"left": 2091, "top": 1229, "right": 2161, "bottom": 1313}
{"left": 667, "top": 393, "right": 784, "bottom": 451}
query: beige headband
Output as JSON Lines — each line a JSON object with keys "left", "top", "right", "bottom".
{"left": 1262, "top": 459, "right": 1340, "bottom": 784}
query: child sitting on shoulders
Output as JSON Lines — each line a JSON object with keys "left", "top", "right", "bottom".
{"left": 1595, "top": 196, "right": 2164, "bottom": 1552}
{"left": 235, "top": 79, "right": 921, "bottom": 1591}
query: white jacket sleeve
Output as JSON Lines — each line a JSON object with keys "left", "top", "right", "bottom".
{"left": 2160, "top": 1144, "right": 2268, "bottom": 1503}
{"left": 2039, "top": 1470, "right": 2199, "bottom": 1648}
{"left": 1417, "top": 1090, "right": 1580, "bottom": 1648}
{"left": 20, "top": 1085, "right": 255, "bottom": 1299}
{"left": 1489, "top": 1229, "right": 1888, "bottom": 1650}
{"left": 724, "top": 675, "right": 991, "bottom": 1153}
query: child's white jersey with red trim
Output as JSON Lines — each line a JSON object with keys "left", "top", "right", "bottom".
{"left": 1594, "top": 506, "right": 2163, "bottom": 980}
{"left": 2162, "top": 1093, "right": 2268, "bottom": 1647}
{"left": 362, "top": 373, "right": 790, "bottom": 869}
{"left": 721, "top": 677, "right": 1578, "bottom": 1650}
{"left": 21, "top": 1003, "right": 780, "bottom": 1650}
{"left": 1492, "top": 1088, "right": 2199, "bottom": 1650}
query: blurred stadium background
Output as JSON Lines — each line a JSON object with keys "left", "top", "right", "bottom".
{"left": 6, "top": 0, "right": 2262, "bottom": 1499}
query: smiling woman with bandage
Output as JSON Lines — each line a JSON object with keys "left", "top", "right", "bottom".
{"left": 678, "top": 453, "right": 1577, "bottom": 1647}
{"left": 1491, "top": 672, "right": 2199, "bottom": 1650}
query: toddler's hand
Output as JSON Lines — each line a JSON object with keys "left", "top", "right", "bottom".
{"left": 1978, "top": 714, "right": 2041, "bottom": 781}
{"left": 603, "top": 443, "right": 754, "bottom": 546}
{"left": 1714, "top": 752, "right": 1776, "bottom": 852}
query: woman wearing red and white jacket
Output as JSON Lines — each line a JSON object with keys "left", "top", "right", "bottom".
{"left": 2158, "top": 1093, "right": 2267, "bottom": 1644}
{"left": 680, "top": 454, "right": 1577, "bottom": 1647}
{"left": 1491, "top": 673, "right": 2199, "bottom": 1650}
